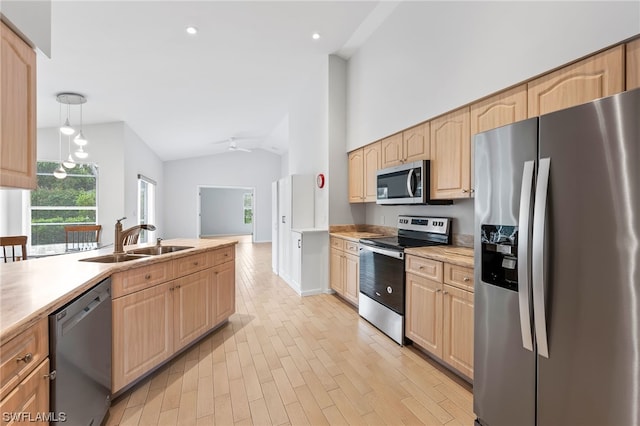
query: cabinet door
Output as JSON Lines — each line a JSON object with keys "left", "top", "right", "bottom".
{"left": 343, "top": 253, "right": 359, "bottom": 306}
{"left": 173, "top": 270, "right": 210, "bottom": 351}
{"left": 430, "top": 107, "right": 471, "bottom": 199}
{"left": 442, "top": 285, "right": 474, "bottom": 380}
{"left": 329, "top": 248, "right": 344, "bottom": 294}
{"left": 405, "top": 273, "right": 442, "bottom": 357}
{"left": 0, "top": 358, "right": 49, "bottom": 425}
{"left": 403, "top": 122, "right": 430, "bottom": 163}
{"left": 212, "top": 261, "right": 235, "bottom": 326}
{"left": 0, "top": 22, "right": 37, "bottom": 189}
{"left": 348, "top": 148, "right": 364, "bottom": 203}
{"left": 363, "top": 142, "right": 381, "bottom": 202}
{"left": 112, "top": 282, "right": 173, "bottom": 393}
{"left": 528, "top": 46, "right": 624, "bottom": 117}
{"left": 290, "top": 231, "right": 302, "bottom": 288}
{"left": 470, "top": 85, "right": 528, "bottom": 135}
{"left": 380, "top": 133, "right": 403, "bottom": 168}
{"left": 627, "top": 39, "right": 640, "bottom": 90}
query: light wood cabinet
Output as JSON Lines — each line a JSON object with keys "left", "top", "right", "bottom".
{"left": 381, "top": 124, "right": 430, "bottom": 168}
{"left": 405, "top": 273, "right": 442, "bottom": 356}
{"left": 627, "top": 39, "right": 640, "bottom": 90}
{"left": 329, "top": 236, "right": 360, "bottom": 306}
{"left": 528, "top": 46, "right": 624, "bottom": 117}
{"left": 0, "top": 358, "right": 50, "bottom": 425}
{"left": 442, "top": 284, "right": 474, "bottom": 379}
{"left": 430, "top": 107, "right": 471, "bottom": 199}
{"left": 211, "top": 261, "right": 235, "bottom": 326}
{"left": 111, "top": 260, "right": 173, "bottom": 298}
{"left": 470, "top": 85, "right": 528, "bottom": 135}
{"left": 0, "top": 21, "right": 37, "bottom": 190}
{"left": 348, "top": 142, "right": 381, "bottom": 203}
{"left": 112, "top": 247, "right": 236, "bottom": 393}
{"left": 405, "top": 254, "right": 474, "bottom": 380}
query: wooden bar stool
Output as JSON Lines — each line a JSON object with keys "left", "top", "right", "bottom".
{"left": 64, "top": 225, "right": 102, "bottom": 251}
{"left": 0, "top": 235, "right": 28, "bottom": 262}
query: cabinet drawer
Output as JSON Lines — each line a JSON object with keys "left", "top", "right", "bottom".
{"left": 112, "top": 261, "right": 173, "bottom": 298}
{"left": 406, "top": 255, "right": 443, "bottom": 281}
{"left": 0, "top": 358, "right": 50, "bottom": 422}
{"left": 174, "top": 252, "right": 212, "bottom": 278}
{"left": 213, "top": 246, "right": 235, "bottom": 265}
{"left": 0, "top": 318, "right": 48, "bottom": 400}
{"left": 444, "top": 263, "right": 474, "bottom": 292}
{"left": 344, "top": 240, "right": 359, "bottom": 255}
{"left": 330, "top": 237, "right": 345, "bottom": 251}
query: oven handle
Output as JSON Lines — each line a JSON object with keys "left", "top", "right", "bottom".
{"left": 359, "top": 244, "right": 404, "bottom": 260}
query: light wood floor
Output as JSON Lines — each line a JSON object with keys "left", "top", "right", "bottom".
{"left": 106, "top": 241, "right": 474, "bottom": 425}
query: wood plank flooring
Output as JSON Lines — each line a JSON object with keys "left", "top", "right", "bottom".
{"left": 107, "top": 241, "right": 474, "bottom": 425}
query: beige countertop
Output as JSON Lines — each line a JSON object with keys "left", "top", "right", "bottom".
{"left": 0, "top": 238, "right": 237, "bottom": 345}
{"left": 329, "top": 232, "right": 383, "bottom": 242}
{"left": 405, "top": 246, "right": 474, "bottom": 268}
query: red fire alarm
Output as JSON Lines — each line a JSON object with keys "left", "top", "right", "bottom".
{"left": 316, "top": 173, "right": 325, "bottom": 188}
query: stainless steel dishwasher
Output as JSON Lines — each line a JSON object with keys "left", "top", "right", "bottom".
{"left": 49, "top": 277, "right": 112, "bottom": 425}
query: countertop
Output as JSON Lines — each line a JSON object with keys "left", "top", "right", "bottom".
{"left": 329, "top": 232, "right": 383, "bottom": 242}
{"left": 0, "top": 238, "right": 237, "bottom": 345}
{"left": 404, "top": 246, "right": 474, "bottom": 268}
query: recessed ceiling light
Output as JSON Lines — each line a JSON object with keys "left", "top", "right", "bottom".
{"left": 312, "top": 33, "right": 320, "bottom": 40}
{"left": 186, "top": 26, "right": 198, "bottom": 35}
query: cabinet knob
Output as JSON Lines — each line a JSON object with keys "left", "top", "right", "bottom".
{"left": 463, "top": 277, "right": 470, "bottom": 282}
{"left": 462, "top": 189, "right": 469, "bottom": 193}
{"left": 436, "top": 289, "right": 441, "bottom": 293}
{"left": 193, "top": 261, "right": 199, "bottom": 266}
{"left": 44, "top": 370, "right": 56, "bottom": 380}
{"left": 16, "top": 352, "right": 33, "bottom": 363}
{"left": 418, "top": 266, "right": 424, "bottom": 270}
{"left": 443, "top": 291, "right": 449, "bottom": 295}
{"left": 145, "top": 274, "right": 152, "bottom": 280}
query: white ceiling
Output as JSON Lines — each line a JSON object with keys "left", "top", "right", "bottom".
{"left": 36, "top": 1, "right": 384, "bottom": 161}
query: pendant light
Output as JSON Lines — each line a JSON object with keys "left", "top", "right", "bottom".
{"left": 53, "top": 126, "right": 67, "bottom": 179}
{"left": 74, "top": 102, "right": 88, "bottom": 146}
{"left": 60, "top": 103, "right": 75, "bottom": 135}
{"left": 62, "top": 135, "right": 76, "bottom": 169}
{"left": 75, "top": 145, "right": 89, "bottom": 159}
{"left": 56, "top": 93, "right": 88, "bottom": 143}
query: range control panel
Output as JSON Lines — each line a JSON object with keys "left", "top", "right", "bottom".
{"left": 397, "top": 215, "right": 450, "bottom": 235}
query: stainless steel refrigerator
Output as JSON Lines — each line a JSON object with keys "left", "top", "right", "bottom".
{"left": 473, "top": 88, "right": 640, "bottom": 426}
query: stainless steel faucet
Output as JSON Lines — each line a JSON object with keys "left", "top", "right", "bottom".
{"left": 114, "top": 217, "right": 157, "bottom": 254}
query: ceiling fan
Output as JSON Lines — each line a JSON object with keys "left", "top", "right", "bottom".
{"left": 213, "top": 137, "right": 252, "bottom": 153}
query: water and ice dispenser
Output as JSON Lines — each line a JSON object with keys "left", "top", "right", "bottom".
{"left": 480, "top": 225, "right": 519, "bottom": 291}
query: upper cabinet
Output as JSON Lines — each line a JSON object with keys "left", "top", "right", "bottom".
{"left": 430, "top": 107, "right": 471, "bottom": 200}
{"left": 0, "top": 21, "right": 36, "bottom": 190}
{"left": 348, "top": 142, "right": 381, "bottom": 203}
{"left": 381, "top": 124, "right": 430, "bottom": 168}
{"left": 627, "top": 39, "right": 640, "bottom": 90}
{"left": 470, "top": 85, "right": 528, "bottom": 136}
{"left": 527, "top": 46, "right": 624, "bottom": 117}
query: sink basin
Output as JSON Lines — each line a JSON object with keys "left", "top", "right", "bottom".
{"left": 80, "top": 253, "right": 150, "bottom": 263}
{"left": 127, "top": 245, "right": 194, "bottom": 256}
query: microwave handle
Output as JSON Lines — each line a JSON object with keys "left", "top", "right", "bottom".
{"left": 406, "top": 168, "right": 415, "bottom": 197}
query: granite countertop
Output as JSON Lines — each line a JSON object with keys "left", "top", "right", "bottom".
{"left": 404, "top": 245, "right": 474, "bottom": 268}
{"left": 329, "top": 232, "right": 383, "bottom": 242}
{"left": 0, "top": 238, "right": 237, "bottom": 345}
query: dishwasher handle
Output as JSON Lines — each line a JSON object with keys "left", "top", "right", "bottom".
{"left": 60, "top": 289, "right": 111, "bottom": 336}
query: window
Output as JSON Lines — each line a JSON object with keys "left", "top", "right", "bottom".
{"left": 243, "top": 192, "right": 253, "bottom": 225}
{"left": 30, "top": 161, "right": 98, "bottom": 253}
{"left": 138, "top": 174, "right": 156, "bottom": 243}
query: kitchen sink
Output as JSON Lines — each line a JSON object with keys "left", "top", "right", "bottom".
{"left": 79, "top": 253, "right": 151, "bottom": 263}
{"left": 127, "top": 245, "right": 194, "bottom": 256}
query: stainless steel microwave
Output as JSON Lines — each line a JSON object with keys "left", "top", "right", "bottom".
{"left": 376, "top": 160, "right": 452, "bottom": 205}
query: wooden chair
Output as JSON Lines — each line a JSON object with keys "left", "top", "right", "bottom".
{"left": 1, "top": 235, "right": 28, "bottom": 262}
{"left": 64, "top": 225, "right": 102, "bottom": 251}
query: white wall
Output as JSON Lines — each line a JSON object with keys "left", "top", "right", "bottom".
{"left": 347, "top": 1, "right": 639, "bottom": 235}
{"left": 200, "top": 187, "right": 253, "bottom": 236}
{"left": 163, "top": 149, "right": 281, "bottom": 242}
{"left": 1, "top": 0, "right": 51, "bottom": 57}
{"left": 347, "top": 1, "right": 640, "bottom": 151}
{"left": 123, "top": 124, "right": 164, "bottom": 237}
{"left": 0, "top": 189, "right": 25, "bottom": 236}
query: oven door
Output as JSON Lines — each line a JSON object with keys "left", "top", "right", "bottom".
{"left": 358, "top": 244, "right": 405, "bottom": 314}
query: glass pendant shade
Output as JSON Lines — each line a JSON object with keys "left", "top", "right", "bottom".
{"left": 74, "top": 131, "right": 88, "bottom": 146}
{"left": 63, "top": 154, "right": 76, "bottom": 169}
{"left": 53, "top": 164, "right": 67, "bottom": 179}
{"left": 75, "top": 146, "right": 89, "bottom": 159}
{"left": 60, "top": 118, "right": 75, "bottom": 135}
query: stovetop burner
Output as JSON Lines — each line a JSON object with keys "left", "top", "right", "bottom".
{"left": 358, "top": 236, "right": 445, "bottom": 250}
{"left": 359, "top": 215, "right": 452, "bottom": 251}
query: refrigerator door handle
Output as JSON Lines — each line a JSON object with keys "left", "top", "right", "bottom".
{"left": 532, "top": 157, "right": 551, "bottom": 358}
{"left": 517, "top": 160, "right": 535, "bottom": 352}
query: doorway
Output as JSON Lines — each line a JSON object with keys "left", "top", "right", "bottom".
{"left": 198, "top": 186, "right": 255, "bottom": 242}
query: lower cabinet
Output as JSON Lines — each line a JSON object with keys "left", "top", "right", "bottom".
{"left": 329, "top": 237, "right": 359, "bottom": 306}
{"left": 405, "top": 254, "right": 474, "bottom": 381}
{"left": 112, "top": 248, "right": 236, "bottom": 393}
{"left": 0, "top": 358, "right": 50, "bottom": 425}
